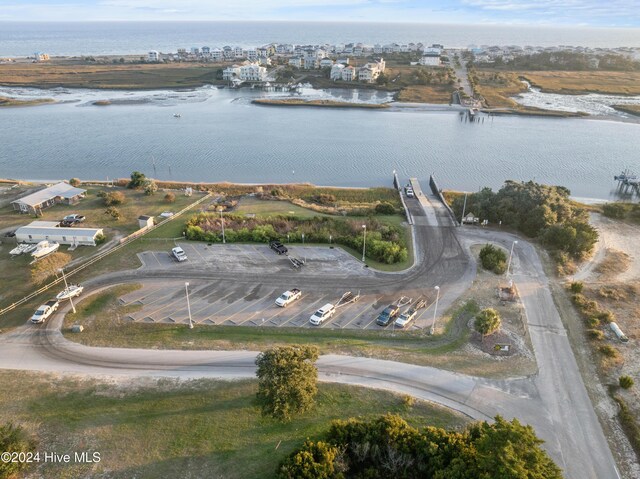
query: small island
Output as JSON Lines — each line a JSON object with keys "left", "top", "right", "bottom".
{"left": 613, "top": 104, "right": 640, "bottom": 116}
{"left": 0, "top": 96, "right": 55, "bottom": 107}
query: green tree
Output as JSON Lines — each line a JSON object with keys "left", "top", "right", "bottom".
{"left": 164, "top": 192, "right": 176, "bottom": 203}
{"left": 278, "top": 441, "right": 345, "bottom": 479}
{"left": 128, "top": 171, "right": 147, "bottom": 188}
{"left": 468, "top": 416, "right": 563, "bottom": 479}
{"left": 475, "top": 308, "right": 501, "bottom": 338}
{"left": 256, "top": 345, "right": 319, "bottom": 421}
{"left": 0, "top": 423, "right": 37, "bottom": 479}
{"left": 619, "top": 375, "right": 634, "bottom": 389}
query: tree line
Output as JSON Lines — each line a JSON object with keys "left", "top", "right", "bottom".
{"left": 451, "top": 181, "right": 597, "bottom": 266}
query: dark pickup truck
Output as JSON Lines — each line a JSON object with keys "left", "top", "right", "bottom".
{"left": 269, "top": 240, "right": 288, "bottom": 255}
{"left": 376, "top": 304, "right": 400, "bottom": 326}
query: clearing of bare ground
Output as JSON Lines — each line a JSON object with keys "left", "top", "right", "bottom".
{"left": 565, "top": 212, "right": 640, "bottom": 477}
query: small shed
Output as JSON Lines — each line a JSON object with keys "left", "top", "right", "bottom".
{"left": 462, "top": 213, "right": 479, "bottom": 224}
{"left": 138, "top": 215, "right": 154, "bottom": 230}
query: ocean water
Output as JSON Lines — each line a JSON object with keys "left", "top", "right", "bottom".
{"left": 0, "top": 86, "right": 638, "bottom": 200}
{"left": 1, "top": 21, "right": 639, "bottom": 57}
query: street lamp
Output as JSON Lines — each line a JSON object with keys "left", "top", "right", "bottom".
{"left": 430, "top": 286, "right": 440, "bottom": 335}
{"left": 185, "top": 282, "right": 193, "bottom": 329}
{"left": 301, "top": 233, "right": 305, "bottom": 263}
{"left": 59, "top": 267, "right": 76, "bottom": 314}
{"left": 507, "top": 240, "right": 518, "bottom": 276}
{"left": 329, "top": 234, "right": 332, "bottom": 245}
{"left": 219, "top": 208, "right": 226, "bottom": 244}
{"left": 361, "top": 224, "right": 367, "bottom": 262}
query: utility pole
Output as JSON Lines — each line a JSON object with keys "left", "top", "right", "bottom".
{"left": 59, "top": 268, "right": 76, "bottom": 314}
{"left": 361, "top": 224, "right": 367, "bottom": 262}
{"left": 185, "top": 282, "right": 193, "bottom": 329}
{"left": 460, "top": 192, "right": 468, "bottom": 226}
{"left": 430, "top": 286, "right": 440, "bottom": 335}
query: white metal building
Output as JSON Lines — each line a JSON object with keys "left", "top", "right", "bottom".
{"left": 15, "top": 221, "right": 104, "bottom": 246}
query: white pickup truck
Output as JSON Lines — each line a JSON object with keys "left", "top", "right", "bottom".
{"left": 275, "top": 289, "right": 302, "bottom": 307}
{"left": 31, "top": 299, "right": 60, "bottom": 324}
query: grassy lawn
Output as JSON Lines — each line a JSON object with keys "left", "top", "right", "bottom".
{"left": 0, "top": 371, "right": 469, "bottom": 479}
{"left": 0, "top": 188, "right": 200, "bottom": 328}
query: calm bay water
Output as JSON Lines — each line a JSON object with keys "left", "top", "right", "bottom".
{"left": 0, "top": 86, "right": 638, "bottom": 200}
{"left": 1, "top": 22, "right": 639, "bottom": 57}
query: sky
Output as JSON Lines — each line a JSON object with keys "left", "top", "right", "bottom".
{"left": 0, "top": 0, "right": 639, "bottom": 27}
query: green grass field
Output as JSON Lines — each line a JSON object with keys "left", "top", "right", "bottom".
{"left": 0, "top": 371, "right": 469, "bottom": 478}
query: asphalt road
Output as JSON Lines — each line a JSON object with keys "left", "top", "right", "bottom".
{"left": 0, "top": 183, "right": 621, "bottom": 479}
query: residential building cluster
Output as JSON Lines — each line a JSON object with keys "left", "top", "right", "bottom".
{"left": 469, "top": 44, "right": 640, "bottom": 65}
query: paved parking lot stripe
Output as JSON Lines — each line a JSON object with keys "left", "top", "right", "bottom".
{"left": 223, "top": 296, "right": 274, "bottom": 324}
{"left": 130, "top": 284, "right": 212, "bottom": 322}
{"left": 339, "top": 300, "right": 375, "bottom": 329}
{"left": 281, "top": 295, "right": 327, "bottom": 328}
{"left": 150, "top": 252, "right": 163, "bottom": 267}
{"left": 252, "top": 245, "right": 272, "bottom": 263}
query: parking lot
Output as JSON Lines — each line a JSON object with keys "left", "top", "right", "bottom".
{"left": 138, "top": 242, "right": 376, "bottom": 278}
{"left": 119, "top": 279, "right": 438, "bottom": 331}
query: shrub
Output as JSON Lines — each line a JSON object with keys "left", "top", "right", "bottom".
{"left": 105, "top": 206, "right": 121, "bottom": 220}
{"left": 599, "top": 345, "right": 620, "bottom": 358}
{"left": 374, "top": 202, "right": 396, "bottom": 215}
{"left": 95, "top": 233, "right": 107, "bottom": 245}
{"left": 475, "top": 308, "right": 501, "bottom": 337}
{"left": 602, "top": 203, "right": 626, "bottom": 219}
{"left": 479, "top": 244, "right": 507, "bottom": 274}
{"left": 570, "top": 281, "right": 584, "bottom": 293}
{"left": 69, "top": 177, "right": 81, "bottom": 187}
{"left": 0, "top": 423, "right": 37, "bottom": 479}
{"left": 277, "top": 441, "right": 345, "bottom": 479}
{"left": 586, "top": 329, "right": 604, "bottom": 340}
{"left": 164, "top": 192, "right": 176, "bottom": 203}
{"left": 619, "top": 375, "right": 634, "bottom": 389}
{"left": 143, "top": 179, "right": 158, "bottom": 196}
{"left": 103, "top": 190, "right": 125, "bottom": 206}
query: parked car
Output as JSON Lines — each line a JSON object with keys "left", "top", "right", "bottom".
{"left": 61, "top": 214, "right": 86, "bottom": 226}
{"left": 376, "top": 304, "right": 400, "bottom": 326}
{"left": 310, "top": 303, "right": 336, "bottom": 325}
{"left": 172, "top": 246, "right": 188, "bottom": 262}
{"left": 405, "top": 187, "right": 415, "bottom": 198}
{"left": 269, "top": 240, "right": 288, "bottom": 255}
{"left": 31, "top": 299, "right": 59, "bottom": 324}
{"left": 275, "top": 289, "right": 302, "bottom": 307}
{"left": 395, "top": 309, "right": 418, "bottom": 328}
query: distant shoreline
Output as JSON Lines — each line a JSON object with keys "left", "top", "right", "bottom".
{"left": 252, "top": 98, "right": 390, "bottom": 109}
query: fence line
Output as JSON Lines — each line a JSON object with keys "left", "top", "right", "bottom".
{"left": 0, "top": 193, "right": 212, "bottom": 317}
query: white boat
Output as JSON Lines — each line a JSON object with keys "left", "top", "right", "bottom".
{"left": 31, "top": 240, "right": 59, "bottom": 259}
{"left": 9, "top": 243, "right": 31, "bottom": 256}
{"left": 173, "top": 113, "right": 181, "bottom": 118}
{"left": 56, "top": 284, "right": 84, "bottom": 300}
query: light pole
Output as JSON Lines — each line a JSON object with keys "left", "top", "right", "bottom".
{"left": 287, "top": 234, "right": 290, "bottom": 244}
{"left": 430, "top": 286, "right": 440, "bottom": 335}
{"left": 185, "top": 282, "right": 193, "bottom": 329}
{"left": 361, "top": 224, "right": 367, "bottom": 262}
{"left": 301, "top": 233, "right": 305, "bottom": 263}
{"left": 507, "top": 240, "right": 518, "bottom": 276}
{"left": 219, "top": 208, "right": 226, "bottom": 244}
{"left": 460, "top": 192, "right": 468, "bottom": 226}
{"left": 329, "top": 234, "right": 332, "bottom": 245}
{"left": 59, "top": 268, "right": 76, "bottom": 314}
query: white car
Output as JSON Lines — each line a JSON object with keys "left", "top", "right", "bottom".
{"left": 310, "top": 303, "right": 336, "bottom": 325}
{"left": 405, "top": 188, "right": 415, "bottom": 198}
{"left": 275, "top": 289, "right": 302, "bottom": 307}
{"left": 31, "top": 300, "right": 59, "bottom": 324}
{"left": 395, "top": 309, "right": 418, "bottom": 328}
{"left": 172, "top": 246, "right": 188, "bottom": 262}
